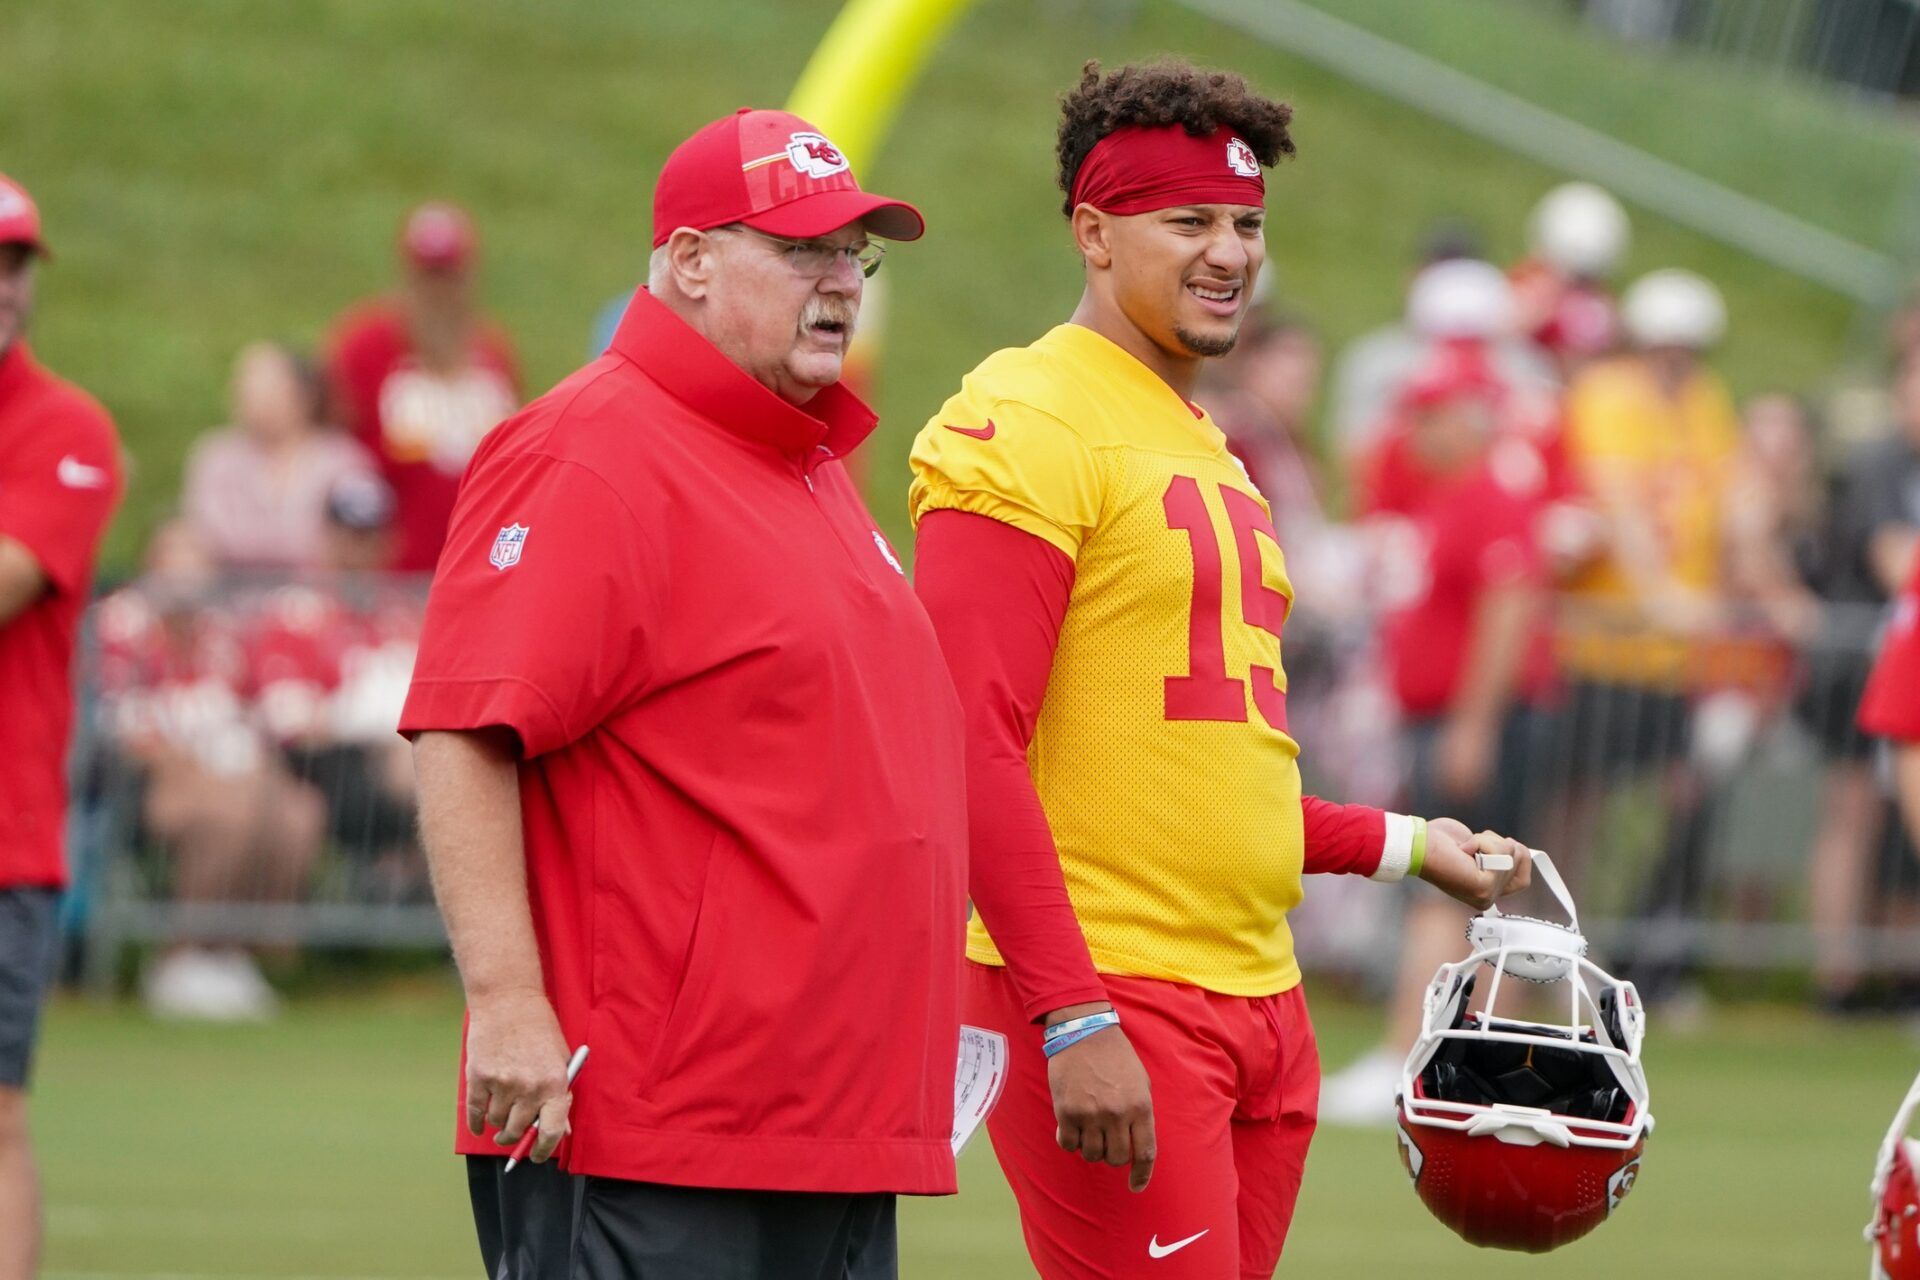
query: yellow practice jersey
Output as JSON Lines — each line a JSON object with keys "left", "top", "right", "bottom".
{"left": 1560, "top": 356, "right": 1740, "bottom": 687}
{"left": 909, "top": 323, "right": 1307, "bottom": 997}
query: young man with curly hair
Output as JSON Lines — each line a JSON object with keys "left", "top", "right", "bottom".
{"left": 909, "top": 60, "right": 1536, "bottom": 1277}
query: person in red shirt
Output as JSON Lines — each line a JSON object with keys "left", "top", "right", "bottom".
{"left": 1860, "top": 561, "right": 1920, "bottom": 854}
{"left": 326, "top": 202, "right": 521, "bottom": 573}
{"left": 0, "top": 172, "right": 122, "bottom": 1280}
{"left": 399, "top": 109, "right": 962, "bottom": 1278}
{"left": 1322, "top": 350, "right": 1560, "bottom": 1125}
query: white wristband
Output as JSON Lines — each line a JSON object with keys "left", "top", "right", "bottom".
{"left": 1372, "top": 812, "right": 1419, "bottom": 882}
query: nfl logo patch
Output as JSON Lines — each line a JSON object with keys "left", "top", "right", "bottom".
{"left": 489, "top": 523, "right": 528, "bottom": 571}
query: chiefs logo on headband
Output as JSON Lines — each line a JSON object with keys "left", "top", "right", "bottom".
{"left": 786, "top": 132, "right": 850, "bottom": 181}
{"left": 1226, "top": 136, "right": 1260, "bottom": 178}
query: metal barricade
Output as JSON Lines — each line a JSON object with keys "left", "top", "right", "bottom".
{"left": 1291, "top": 597, "right": 1919, "bottom": 985}
{"left": 72, "top": 572, "right": 439, "bottom": 994}
{"left": 69, "top": 575, "right": 1912, "bottom": 992}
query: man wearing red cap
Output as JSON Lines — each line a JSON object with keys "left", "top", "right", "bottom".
{"left": 326, "top": 202, "right": 521, "bottom": 573}
{"left": 0, "top": 172, "right": 122, "bottom": 1280}
{"left": 400, "top": 109, "right": 962, "bottom": 1276}
{"left": 908, "top": 62, "right": 1536, "bottom": 1277}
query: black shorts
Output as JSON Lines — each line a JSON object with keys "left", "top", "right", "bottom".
{"left": 283, "top": 743, "right": 416, "bottom": 854}
{"left": 466, "top": 1156, "right": 898, "bottom": 1279}
{"left": 1794, "top": 644, "right": 1877, "bottom": 763}
{"left": 0, "top": 887, "right": 60, "bottom": 1090}
{"left": 1558, "top": 679, "right": 1693, "bottom": 781}
{"left": 1403, "top": 706, "right": 1548, "bottom": 838}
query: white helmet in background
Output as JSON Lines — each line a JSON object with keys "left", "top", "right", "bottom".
{"left": 1621, "top": 269, "right": 1726, "bottom": 350}
{"left": 1406, "top": 259, "right": 1515, "bottom": 341}
{"left": 1529, "top": 182, "right": 1630, "bottom": 281}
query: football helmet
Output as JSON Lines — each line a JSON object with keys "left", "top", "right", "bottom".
{"left": 1396, "top": 853, "right": 1653, "bottom": 1253}
{"left": 1868, "top": 1070, "right": 1920, "bottom": 1278}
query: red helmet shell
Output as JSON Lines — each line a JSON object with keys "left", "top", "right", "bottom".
{"left": 1398, "top": 1115, "right": 1644, "bottom": 1253}
{"left": 1877, "top": 1139, "right": 1920, "bottom": 1279}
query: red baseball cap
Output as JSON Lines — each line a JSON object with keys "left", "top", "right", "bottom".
{"left": 651, "top": 108, "right": 924, "bottom": 249}
{"left": 0, "top": 173, "right": 50, "bottom": 258}
{"left": 400, "top": 202, "right": 476, "bottom": 270}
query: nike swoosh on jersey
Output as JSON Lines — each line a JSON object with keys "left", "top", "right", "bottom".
{"left": 1148, "top": 1229, "right": 1209, "bottom": 1259}
{"left": 57, "top": 455, "right": 109, "bottom": 489}
{"left": 943, "top": 419, "right": 996, "bottom": 440}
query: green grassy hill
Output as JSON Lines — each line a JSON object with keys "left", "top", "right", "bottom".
{"left": 0, "top": 0, "right": 1883, "bottom": 568}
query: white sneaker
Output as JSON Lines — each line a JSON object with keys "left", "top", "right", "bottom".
{"left": 144, "top": 948, "right": 252, "bottom": 1022}
{"left": 1318, "top": 1047, "right": 1403, "bottom": 1128}
{"left": 211, "top": 950, "right": 280, "bottom": 1022}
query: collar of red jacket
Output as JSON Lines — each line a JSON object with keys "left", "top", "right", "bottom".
{"left": 608, "top": 287, "right": 877, "bottom": 459}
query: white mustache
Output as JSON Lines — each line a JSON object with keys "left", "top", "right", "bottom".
{"left": 801, "top": 299, "right": 859, "bottom": 336}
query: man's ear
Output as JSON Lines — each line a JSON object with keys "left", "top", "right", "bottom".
{"left": 666, "top": 228, "right": 715, "bottom": 300}
{"left": 1070, "top": 205, "right": 1114, "bottom": 271}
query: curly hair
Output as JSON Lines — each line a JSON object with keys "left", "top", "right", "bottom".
{"left": 1056, "top": 59, "right": 1295, "bottom": 216}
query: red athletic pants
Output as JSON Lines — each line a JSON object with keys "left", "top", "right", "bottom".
{"left": 966, "top": 961, "right": 1320, "bottom": 1279}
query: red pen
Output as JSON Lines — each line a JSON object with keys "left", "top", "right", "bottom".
{"left": 504, "top": 1044, "right": 589, "bottom": 1172}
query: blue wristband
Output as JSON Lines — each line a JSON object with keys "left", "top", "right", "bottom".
{"left": 1043, "top": 1024, "right": 1119, "bottom": 1057}
{"left": 1042, "top": 1010, "right": 1121, "bottom": 1058}
{"left": 1044, "top": 1010, "right": 1121, "bottom": 1041}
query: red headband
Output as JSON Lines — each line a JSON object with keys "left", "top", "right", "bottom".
{"left": 1069, "top": 124, "right": 1266, "bottom": 216}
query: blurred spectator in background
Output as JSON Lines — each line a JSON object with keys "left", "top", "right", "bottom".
{"left": 1205, "top": 312, "right": 1327, "bottom": 547}
{"left": 1326, "top": 222, "right": 1479, "bottom": 451}
{"left": 1836, "top": 351, "right": 1920, "bottom": 607}
{"left": 1509, "top": 181, "right": 1631, "bottom": 379}
{"left": 97, "top": 525, "right": 326, "bottom": 1022}
{"left": 0, "top": 171, "right": 123, "bottom": 1280}
{"left": 326, "top": 202, "right": 520, "bottom": 573}
{"left": 1860, "top": 558, "right": 1920, "bottom": 857}
{"left": 264, "top": 475, "right": 424, "bottom": 903}
{"left": 1330, "top": 253, "right": 1555, "bottom": 476}
{"left": 1562, "top": 268, "right": 1735, "bottom": 656}
{"left": 181, "top": 342, "right": 375, "bottom": 573}
{"left": 1322, "top": 346, "right": 1558, "bottom": 1124}
{"left": 1804, "top": 355, "right": 1920, "bottom": 1006}
{"left": 1724, "top": 393, "right": 1825, "bottom": 642}
{"left": 1720, "top": 392, "right": 1888, "bottom": 1009}
{"left": 1554, "top": 268, "right": 1736, "bottom": 992}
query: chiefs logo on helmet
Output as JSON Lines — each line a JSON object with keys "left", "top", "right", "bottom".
{"left": 1869, "top": 1074, "right": 1920, "bottom": 1279}
{"left": 1395, "top": 853, "right": 1654, "bottom": 1253}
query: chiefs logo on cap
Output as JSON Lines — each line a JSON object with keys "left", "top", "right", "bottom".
{"left": 1226, "top": 136, "right": 1260, "bottom": 178}
{"left": 0, "top": 188, "right": 26, "bottom": 220}
{"left": 786, "top": 132, "right": 850, "bottom": 180}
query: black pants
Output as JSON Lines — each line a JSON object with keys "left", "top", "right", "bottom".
{"left": 466, "top": 1156, "right": 898, "bottom": 1279}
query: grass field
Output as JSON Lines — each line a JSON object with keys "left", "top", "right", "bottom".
{"left": 34, "top": 984, "right": 1916, "bottom": 1277}
{"left": 0, "top": 0, "right": 1889, "bottom": 571}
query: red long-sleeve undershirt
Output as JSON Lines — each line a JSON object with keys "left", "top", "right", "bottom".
{"left": 913, "top": 509, "right": 1390, "bottom": 1023}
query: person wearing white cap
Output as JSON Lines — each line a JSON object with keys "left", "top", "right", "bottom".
{"left": 1550, "top": 268, "right": 1738, "bottom": 985}
{"left": 1327, "top": 242, "right": 1555, "bottom": 466}
{"left": 1511, "top": 181, "right": 1632, "bottom": 376}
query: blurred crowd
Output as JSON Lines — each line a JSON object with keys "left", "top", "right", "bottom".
{"left": 1191, "top": 182, "right": 1920, "bottom": 1123}
{"left": 91, "top": 204, "right": 514, "bottom": 1018}
{"left": 86, "top": 187, "right": 1920, "bottom": 1035}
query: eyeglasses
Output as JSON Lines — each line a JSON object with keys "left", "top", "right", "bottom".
{"left": 712, "top": 224, "right": 886, "bottom": 279}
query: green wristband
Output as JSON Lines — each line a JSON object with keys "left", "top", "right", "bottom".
{"left": 1408, "top": 817, "right": 1428, "bottom": 879}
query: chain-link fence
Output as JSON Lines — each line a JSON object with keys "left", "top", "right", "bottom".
{"left": 1576, "top": 0, "right": 1920, "bottom": 100}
